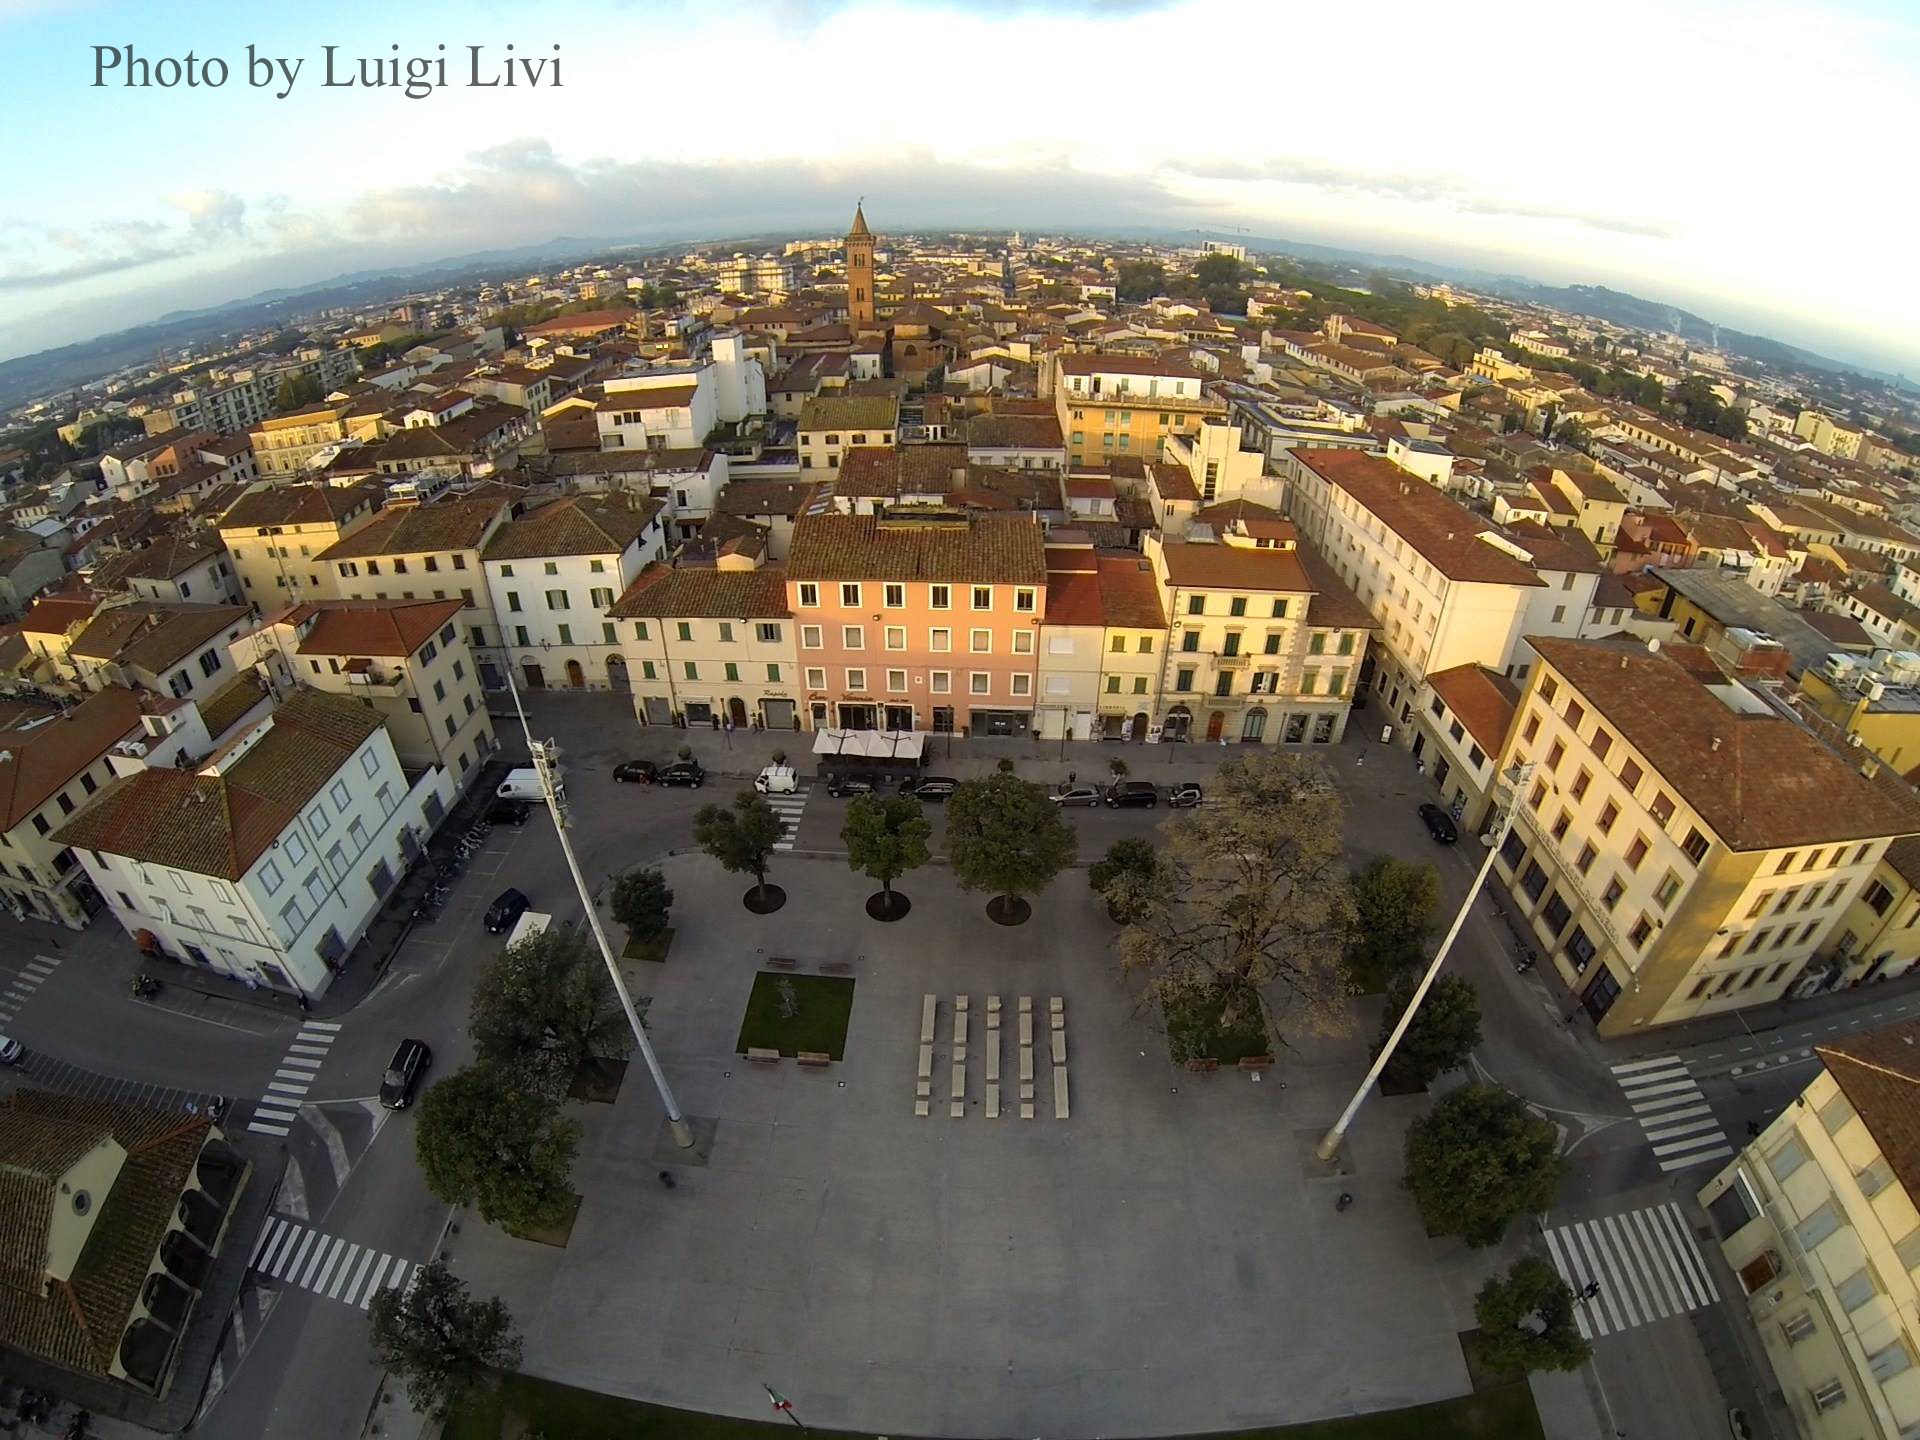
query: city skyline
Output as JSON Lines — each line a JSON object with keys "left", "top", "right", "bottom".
{"left": 3, "top": 0, "right": 1917, "bottom": 373}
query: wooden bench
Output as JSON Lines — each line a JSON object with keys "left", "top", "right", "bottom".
{"left": 767, "top": 956, "right": 798, "bottom": 970}
{"left": 1185, "top": 1057, "right": 1220, "bottom": 1073}
{"left": 1238, "top": 1054, "right": 1276, "bottom": 1071}
{"left": 797, "top": 1051, "right": 831, "bottom": 1067}
{"left": 747, "top": 1047, "right": 781, "bottom": 1064}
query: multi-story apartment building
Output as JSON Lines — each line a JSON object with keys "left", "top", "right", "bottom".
{"left": 585, "top": 335, "right": 765, "bottom": 454}
{"left": 98, "top": 429, "right": 219, "bottom": 499}
{"left": 216, "top": 481, "right": 383, "bottom": 607}
{"left": 250, "top": 401, "right": 357, "bottom": 478}
{"left": 89, "top": 532, "right": 239, "bottom": 606}
{"left": 1698, "top": 1020, "right": 1920, "bottom": 1439}
{"left": 1410, "top": 663, "right": 1520, "bottom": 834}
{"left": 798, "top": 395, "right": 900, "bottom": 478}
{"left": 139, "top": 347, "right": 360, "bottom": 436}
{"left": 481, "top": 493, "right": 667, "bottom": 693}
{"left": 231, "top": 599, "right": 496, "bottom": 785}
{"left": 1491, "top": 635, "right": 1920, "bottom": 1033}
{"left": 316, "top": 497, "right": 509, "bottom": 687}
{"left": 0, "top": 687, "right": 146, "bottom": 928}
{"left": 58, "top": 687, "right": 454, "bottom": 998}
{"left": 1284, "top": 447, "right": 1544, "bottom": 742}
{"left": 785, "top": 510, "right": 1046, "bottom": 735}
{"left": 64, "top": 603, "right": 255, "bottom": 706}
{"left": 609, "top": 557, "right": 799, "bottom": 730}
{"left": 1051, "top": 353, "right": 1227, "bottom": 467}
{"left": 1033, "top": 540, "right": 1167, "bottom": 742}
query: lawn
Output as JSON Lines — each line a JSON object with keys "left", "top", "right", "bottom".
{"left": 447, "top": 1374, "right": 1543, "bottom": 1440}
{"left": 734, "top": 971, "right": 855, "bottom": 1059}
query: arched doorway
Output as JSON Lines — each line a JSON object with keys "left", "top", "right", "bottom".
{"left": 1241, "top": 707, "right": 1267, "bottom": 741}
{"left": 728, "top": 697, "right": 748, "bottom": 727}
{"left": 1206, "top": 710, "right": 1225, "bottom": 741}
{"left": 565, "top": 659, "right": 585, "bottom": 689}
{"left": 605, "top": 655, "right": 630, "bottom": 691}
{"left": 1128, "top": 711, "right": 1149, "bottom": 742}
{"left": 521, "top": 662, "right": 545, "bottom": 690}
{"left": 1163, "top": 706, "right": 1191, "bottom": 741}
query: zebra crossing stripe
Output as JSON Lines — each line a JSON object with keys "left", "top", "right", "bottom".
{"left": 300, "top": 1019, "right": 343, "bottom": 1032}
{"left": 358, "top": 1255, "right": 393, "bottom": 1307}
{"left": 250, "top": 1218, "right": 285, "bottom": 1268}
{"left": 247, "top": 1121, "right": 291, "bottom": 1137}
{"left": 1544, "top": 1203, "right": 1723, "bottom": 1337}
{"left": 327, "top": 1244, "right": 362, "bottom": 1300}
{"left": 276, "top": 1229, "right": 316, "bottom": 1280}
{"left": 342, "top": 1249, "right": 377, "bottom": 1306}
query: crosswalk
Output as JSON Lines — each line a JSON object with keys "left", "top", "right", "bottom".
{"left": 1611, "top": 1055, "right": 1734, "bottom": 1173}
{"left": 248, "top": 1216, "right": 420, "bottom": 1310}
{"left": 0, "top": 954, "right": 59, "bottom": 1030}
{"left": 249, "top": 1020, "right": 341, "bottom": 1137}
{"left": 1543, "top": 1202, "right": 1722, "bottom": 1339}
{"left": 11, "top": 1050, "right": 220, "bottom": 1113}
{"left": 766, "top": 787, "right": 809, "bottom": 850}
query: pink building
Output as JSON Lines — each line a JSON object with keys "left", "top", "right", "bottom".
{"left": 785, "top": 511, "right": 1047, "bottom": 736}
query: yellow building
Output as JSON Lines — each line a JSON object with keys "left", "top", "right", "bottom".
{"left": 1491, "top": 635, "right": 1920, "bottom": 1034}
{"left": 1800, "top": 660, "right": 1920, "bottom": 775}
{"left": 797, "top": 394, "right": 898, "bottom": 478}
{"left": 249, "top": 401, "right": 355, "bottom": 477}
{"left": 1052, "top": 353, "right": 1227, "bottom": 467}
{"left": 1698, "top": 1020, "right": 1920, "bottom": 1439}
{"left": 1823, "top": 838, "right": 1920, "bottom": 988}
{"left": 215, "top": 481, "right": 383, "bottom": 606}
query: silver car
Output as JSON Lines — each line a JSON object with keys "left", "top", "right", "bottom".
{"left": 1050, "top": 785, "right": 1103, "bottom": 807}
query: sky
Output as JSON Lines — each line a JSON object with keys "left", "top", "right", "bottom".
{"left": 2, "top": 0, "right": 1917, "bottom": 373}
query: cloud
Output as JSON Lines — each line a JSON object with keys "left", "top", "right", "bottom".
{"left": 166, "top": 189, "right": 249, "bottom": 239}
{"left": 0, "top": 218, "right": 185, "bottom": 293}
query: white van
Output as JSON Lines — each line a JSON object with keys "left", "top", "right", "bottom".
{"left": 496, "top": 766, "right": 560, "bottom": 802}
{"left": 753, "top": 764, "right": 798, "bottom": 795}
{"left": 506, "top": 911, "right": 551, "bottom": 949}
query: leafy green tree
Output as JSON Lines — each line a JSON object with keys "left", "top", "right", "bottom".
{"left": 1373, "top": 971, "right": 1482, "bottom": 1090}
{"left": 1115, "top": 260, "right": 1166, "bottom": 302}
{"left": 694, "top": 791, "right": 785, "bottom": 902}
{"left": 1474, "top": 1256, "right": 1591, "bottom": 1374}
{"left": 468, "top": 928, "right": 635, "bottom": 1097}
{"left": 610, "top": 867, "right": 672, "bottom": 942}
{"left": 415, "top": 1063, "right": 581, "bottom": 1232}
{"left": 1344, "top": 856, "right": 1441, "bottom": 991}
{"left": 946, "top": 774, "right": 1076, "bottom": 919}
{"left": 1193, "top": 253, "right": 1244, "bottom": 289}
{"left": 368, "top": 1259, "right": 522, "bottom": 1420}
{"left": 1713, "top": 406, "right": 1750, "bottom": 441}
{"left": 1556, "top": 419, "right": 1592, "bottom": 455}
{"left": 841, "top": 793, "right": 931, "bottom": 906}
{"left": 1088, "top": 837, "right": 1158, "bottom": 923}
{"left": 1404, "top": 1084, "right": 1565, "bottom": 1247}
{"left": 273, "top": 373, "right": 323, "bottom": 412}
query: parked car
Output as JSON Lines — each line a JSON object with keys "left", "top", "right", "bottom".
{"left": 654, "top": 760, "right": 705, "bottom": 789}
{"left": 1051, "top": 785, "right": 1103, "bottom": 808}
{"left": 612, "top": 760, "right": 658, "bottom": 784}
{"left": 0, "top": 1034, "right": 21, "bottom": 1066}
{"left": 900, "top": 775, "right": 957, "bottom": 801}
{"left": 753, "top": 764, "right": 799, "bottom": 795}
{"left": 484, "top": 887, "right": 531, "bottom": 934}
{"left": 484, "top": 799, "right": 531, "bottom": 826}
{"left": 378, "top": 1039, "right": 433, "bottom": 1110}
{"left": 1105, "top": 781, "right": 1159, "bottom": 808}
{"left": 1418, "top": 803, "right": 1459, "bottom": 844}
{"left": 826, "top": 771, "right": 876, "bottom": 798}
{"left": 1168, "top": 782, "right": 1205, "bottom": 808}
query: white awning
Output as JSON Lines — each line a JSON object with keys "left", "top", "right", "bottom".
{"left": 810, "top": 728, "right": 926, "bottom": 761}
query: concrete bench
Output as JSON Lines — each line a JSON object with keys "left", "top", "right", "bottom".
{"left": 986, "top": 1039, "right": 1000, "bottom": 1082}
{"left": 955, "top": 994, "right": 969, "bottom": 1012}
{"left": 954, "top": 1012, "right": 968, "bottom": 1048}
{"left": 920, "top": 995, "right": 937, "bottom": 1046}
{"left": 1018, "top": 1013, "right": 1033, "bottom": 1048}
{"left": 797, "top": 1051, "right": 831, "bottom": 1067}
{"left": 1053, "top": 1068, "right": 1070, "bottom": 1120}
{"left": 915, "top": 1078, "right": 931, "bottom": 1100}
{"left": 986, "top": 1082, "right": 1000, "bottom": 1119}
{"left": 914, "top": 1099, "right": 930, "bottom": 1117}
{"left": 768, "top": 956, "right": 798, "bottom": 970}
{"left": 1050, "top": 1012, "right": 1064, "bottom": 1032}
{"left": 1020, "top": 1100, "right": 1035, "bottom": 1120}
{"left": 987, "top": 994, "right": 1002, "bottom": 1014}
{"left": 1019, "top": 995, "right": 1033, "bottom": 1014}
{"left": 820, "top": 961, "right": 852, "bottom": 976}
{"left": 917, "top": 1044, "right": 934, "bottom": 1081}
{"left": 1020, "top": 1048, "right": 1034, "bottom": 1083}
{"left": 1050, "top": 1030, "right": 1066, "bottom": 1066}
{"left": 747, "top": 1047, "right": 781, "bottom": 1064}
{"left": 951, "top": 1062, "right": 966, "bottom": 1102}
{"left": 987, "top": 1009, "right": 1000, "bottom": 1031}
{"left": 1049, "top": 996, "right": 1063, "bottom": 1016}
{"left": 1238, "top": 1055, "right": 1276, "bottom": 1072}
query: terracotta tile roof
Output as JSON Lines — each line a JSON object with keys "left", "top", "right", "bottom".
{"left": 966, "top": 414, "right": 1063, "bottom": 449}
{"left": 1815, "top": 1018, "right": 1920, "bottom": 1200}
{"left": 1293, "top": 448, "right": 1545, "bottom": 587}
{"left": 1426, "top": 664, "right": 1521, "bottom": 756}
{"left": 1505, "top": 521, "right": 1604, "bottom": 575}
{"left": 1149, "top": 463, "right": 1200, "bottom": 503}
{"left": 1056, "top": 352, "right": 1202, "bottom": 380}
{"left": 70, "top": 603, "right": 250, "bottom": 674}
{"left": 1801, "top": 610, "right": 1875, "bottom": 648}
{"left": 788, "top": 512, "right": 1045, "bottom": 585}
{"left": 197, "top": 671, "right": 271, "bottom": 739}
{"left": 217, "top": 481, "right": 380, "bottom": 530}
{"left": 87, "top": 531, "right": 225, "bottom": 589}
{"left": 1042, "top": 566, "right": 1103, "bottom": 627}
{"left": 314, "top": 497, "right": 503, "bottom": 561}
{"left": 1529, "top": 635, "right": 1920, "bottom": 851}
{"left": 1295, "top": 547, "right": 1377, "bottom": 632}
{"left": 610, "top": 563, "right": 792, "bottom": 620}
{"left": 1095, "top": 552, "right": 1168, "bottom": 630}
{"left": 596, "top": 385, "right": 697, "bottom": 414}
{"left": 713, "top": 480, "right": 820, "bottom": 519}
{"left": 294, "top": 598, "right": 466, "bottom": 657}
{"left": 54, "top": 688, "right": 384, "bottom": 879}
{"left": 834, "top": 448, "right": 899, "bottom": 499}
{"left": 799, "top": 395, "right": 900, "bottom": 432}
{"left": 0, "top": 690, "right": 146, "bottom": 830}
{"left": 19, "top": 595, "right": 101, "bottom": 638}
{"left": 481, "top": 493, "right": 661, "bottom": 562}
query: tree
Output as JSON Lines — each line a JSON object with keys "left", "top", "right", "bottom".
{"left": 1089, "top": 837, "right": 1158, "bottom": 924}
{"left": 414, "top": 1063, "right": 581, "bottom": 1232}
{"left": 1474, "top": 1256, "right": 1591, "bottom": 1374}
{"left": 841, "top": 793, "right": 931, "bottom": 915}
{"left": 1115, "top": 260, "right": 1165, "bottom": 302}
{"left": 610, "top": 867, "right": 672, "bottom": 942}
{"left": 468, "top": 929, "right": 635, "bottom": 1097}
{"left": 1556, "top": 418, "right": 1592, "bottom": 455}
{"left": 1344, "top": 856, "right": 1441, "bottom": 991}
{"left": 1193, "top": 253, "right": 1244, "bottom": 289}
{"left": 368, "top": 1259, "right": 522, "bottom": 1420}
{"left": 694, "top": 790, "right": 785, "bottom": 903}
{"left": 1404, "top": 1084, "right": 1564, "bottom": 1247}
{"left": 1117, "top": 753, "right": 1355, "bottom": 1045}
{"left": 1373, "top": 971, "right": 1482, "bottom": 1090}
{"left": 946, "top": 773, "right": 1076, "bottom": 921}
{"left": 273, "top": 373, "right": 323, "bottom": 412}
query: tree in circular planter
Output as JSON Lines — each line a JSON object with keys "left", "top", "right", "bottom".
{"left": 1088, "top": 837, "right": 1160, "bottom": 924}
{"left": 946, "top": 773, "right": 1076, "bottom": 925}
{"left": 694, "top": 790, "right": 787, "bottom": 912}
{"left": 368, "top": 1259, "right": 521, "bottom": 1421}
{"left": 414, "top": 1061, "right": 581, "bottom": 1235}
{"left": 468, "top": 928, "right": 637, "bottom": 1100}
{"left": 1403, "top": 1082, "right": 1565, "bottom": 1247}
{"left": 842, "top": 793, "right": 931, "bottom": 921}
{"left": 1473, "top": 1255, "right": 1590, "bottom": 1374}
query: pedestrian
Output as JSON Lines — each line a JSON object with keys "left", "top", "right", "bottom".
{"left": 658, "top": 1170, "right": 677, "bottom": 1190}
{"left": 297, "top": 994, "right": 310, "bottom": 1014}
{"left": 1581, "top": 1279, "right": 1601, "bottom": 1300}
{"left": 1356, "top": 750, "right": 1366, "bottom": 767}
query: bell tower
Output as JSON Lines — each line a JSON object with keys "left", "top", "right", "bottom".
{"left": 845, "top": 201, "right": 875, "bottom": 328}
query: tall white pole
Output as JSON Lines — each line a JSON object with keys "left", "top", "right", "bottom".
{"left": 501, "top": 665, "right": 694, "bottom": 1148}
{"left": 1316, "top": 764, "right": 1534, "bottom": 1162}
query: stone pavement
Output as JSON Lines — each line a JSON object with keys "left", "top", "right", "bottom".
{"left": 443, "top": 851, "right": 1544, "bottom": 1439}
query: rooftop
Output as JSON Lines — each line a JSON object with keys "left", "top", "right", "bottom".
{"left": 788, "top": 511, "right": 1045, "bottom": 586}
{"left": 481, "top": 493, "right": 662, "bottom": 562}
{"left": 608, "top": 563, "right": 791, "bottom": 620}
{"left": 314, "top": 497, "right": 504, "bottom": 562}
{"left": 1426, "top": 664, "right": 1522, "bottom": 757}
{"left": 1815, "top": 1018, "right": 1920, "bottom": 1202}
{"left": 0, "top": 686, "right": 144, "bottom": 831}
{"left": 289, "top": 598, "right": 466, "bottom": 658}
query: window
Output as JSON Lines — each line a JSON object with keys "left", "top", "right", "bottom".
{"left": 676, "top": 621, "right": 694, "bottom": 643}
{"left": 1626, "top": 834, "right": 1650, "bottom": 869}
{"left": 970, "top": 629, "right": 991, "bottom": 653}
{"left": 1858, "top": 1157, "right": 1896, "bottom": 1198}
{"left": 969, "top": 672, "right": 990, "bottom": 695}
{"left": 840, "top": 582, "right": 861, "bottom": 607}
{"left": 544, "top": 562, "right": 558, "bottom": 576}
{"left": 1013, "top": 630, "right": 1034, "bottom": 655}
{"left": 1521, "top": 861, "right": 1548, "bottom": 901}
{"left": 798, "top": 583, "right": 819, "bottom": 607}
{"left": 1650, "top": 791, "right": 1675, "bottom": 825}
{"left": 1655, "top": 871, "right": 1682, "bottom": 909}
{"left": 1869, "top": 1340, "right": 1913, "bottom": 1384}
{"left": 930, "top": 628, "right": 951, "bottom": 652}
{"left": 886, "top": 669, "right": 907, "bottom": 693}
{"left": 1523, "top": 713, "right": 1540, "bottom": 743}
{"left": 842, "top": 626, "right": 865, "bottom": 649}
{"left": 1137, "top": 636, "right": 1153, "bottom": 654}
{"left": 1628, "top": 915, "right": 1653, "bottom": 947}
{"left": 1780, "top": 1310, "right": 1817, "bottom": 1344}
{"left": 970, "top": 586, "right": 992, "bottom": 611}
{"left": 1592, "top": 728, "right": 1612, "bottom": 759}
{"left": 1110, "top": 635, "right": 1127, "bottom": 653}
{"left": 1865, "top": 880, "right": 1895, "bottom": 916}
{"left": 1596, "top": 801, "right": 1618, "bottom": 835}
{"left": 884, "top": 626, "right": 906, "bottom": 650}
{"left": 1795, "top": 1201, "right": 1843, "bottom": 1250}
{"left": 1810, "top": 1380, "right": 1846, "bottom": 1413}
{"left": 1602, "top": 877, "right": 1625, "bottom": 910}
{"left": 1014, "top": 587, "right": 1036, "bottom": 613}
{"left": 1011, "top": 673, "right": 1032, "bottom": 697}
{"left": 1175, "top": 668, "right": 1195, "bottom": 693}
{"left": 1898, "top": 1226, "right": 1920, "bottom": 1273}
{"left": 845, "top": 667, "right": 866, "bottom": 690}
{"left": 930, "top": 584, "right": 951, "bottom": 609}
{"left": 1546, "top": 740, "right": 1565, "bottom": 771}
{"left": 683, "top": 661, "right": 698, "bottom": 680}
{"left": 805, "top": 667, "right": 825, "bottom": 689}
{"left": 1570, "top": 768, "right": 1591, "bottom": 801}
{"left": 1182, "top": 631, "right": 1201, "bottom": 653}
{"left": 1499, "top": 829, "right": 1526, "bottom": 868}
{"left": 801, "top": 625, "right": 823, "bottom": 648}
{"left": 1835, "top": 1266, "right": 1878, "bottom": 1312}
{"left": 1708, "top": 1173, "right": 1762, "bottom": 1238}
{"left": 1766, "top": 1138, "right": 1809, "bottom": 1182}
{"left": 882, "top": 583, "right": 905, "bottom": 608}
{"left": 1576, "top": 842, "right": 1597, "bottom": 874}
{"left": 1539, "top": 675, "right": 1558, "bottom": 702}
{"left": 930, "top": 671, "right": 950, "bottom": 694}
{"left": 1620, "top": 758, "right": 1643, "bottom": 791}
{"left": 757, "top": 622, "right": 781, "bottom": 643}
{"left": 1819, "top": 1092, "right": 1856, "bottom": 1135}
{"left": 1542, "top": 893, "right": 1572, "bottom": 933}
{"left": 1680, "top": 828, "right": 1709, "bottom": 865}
{"left": 1271, "top": 598, "right": 1288, "bottom": 619}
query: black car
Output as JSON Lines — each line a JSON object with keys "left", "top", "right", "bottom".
{"left": 1105, "top": 781, "right": 1159, "bottom": 808}
{"left": 613, "top": 760, "right": 658, "bottom": 784}
{"left": 484, "top": 887, "right": 531, "bottom": 934}
{"left": 484, "top": 799, "right": 531, "bottom": 826}
{"left": 654, "top": 760, "right": 705, "bottom": 789}
{"left": 378, "top": 1039, "right": 432, "bottom": 1110}
{"left": 1418, "top": 803, "right": 1459, "bottom": 844}
{"left": 826, "top": 771, "right": 877, "bottom": 798}
{"left": 900, "top": 775, "right": 957, "bottom": 801}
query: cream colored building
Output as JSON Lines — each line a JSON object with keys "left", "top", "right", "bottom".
{"left": 1698, "top": 1020, "right": 1920, "bottom": 1439}
{"left": 798, "top": 394, "right": 899, "bottom": 478}
{"left": 250, "top": 401, "right": 355, "bottom": 477}
{"left": 1491, "top": 635, "right": 1920, "bottom": 1034}
{"left": 607, "top": 556, "right": 799, "bottom": 731}
{"left": 1033, "top": 539, "right": 1169, "bottom": 743}
{"left": 216, "top": 481, "right": 383, "bottom": 606}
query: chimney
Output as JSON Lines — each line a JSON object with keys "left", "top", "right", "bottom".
{"left": 1710, "top": 736, "right": 1721, "bottom": 752}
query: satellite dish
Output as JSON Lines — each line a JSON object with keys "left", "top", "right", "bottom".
{"left": 1647, "top": 637, "right": 1662, "bottom": 654}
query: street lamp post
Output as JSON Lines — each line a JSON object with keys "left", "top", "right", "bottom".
{"left": 1316, "top": 762, "right": 1536, "bottom": 1162}
{"left": 501, "top": 668, "right": 695, "bottom": 1149}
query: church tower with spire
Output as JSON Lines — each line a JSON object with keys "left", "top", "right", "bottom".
{"left": 845, "top": 201, "right": 875, "bottom": 328}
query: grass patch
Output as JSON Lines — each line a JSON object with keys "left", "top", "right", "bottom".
{"left": 622, "top": 928, "right": 674, "bottom": 962}
{"left": 734, "top": 972, "right": 855, "bottom": 1060}
{"left": 1164, "top": 989, "right": 1270, "bottom": 1066}
{"left": 568, "top": 1056, "right": 627, "bottom": 1104}
{"left": 505, "top": 1191, "right": 581, "bottom": 1248}
{"left": 446, "top": 1373, "right": 1542, "bottom": 1440}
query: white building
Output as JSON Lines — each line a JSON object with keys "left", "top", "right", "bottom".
{"left": 591, "top": 334, "right": 765, "bottom": 453}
